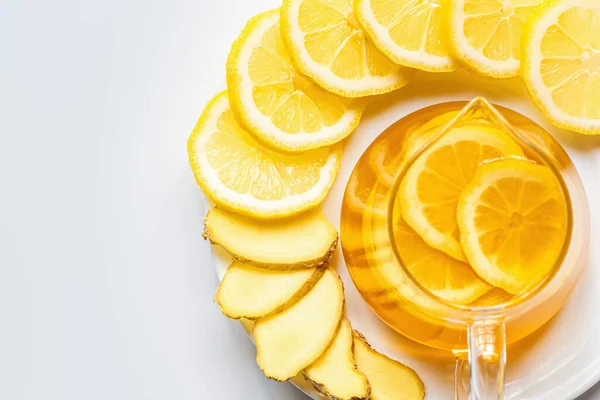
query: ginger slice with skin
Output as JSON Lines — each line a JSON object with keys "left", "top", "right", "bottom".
{"left": 304, "top": 319, "right": 370, "bottom": 400}
{"left": 254, "top": 268, "right": 344, "bottom": 381}
{"left": 215, "top": 261, "right": 325, "bottom": 320}
{"left": 353, "top": 331, "right": 425, "bottom": 400}
{"left": 203, "top": 207, "right": 337, "bottom": 270}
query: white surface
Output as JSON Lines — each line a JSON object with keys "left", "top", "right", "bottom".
{"left": 214, "top": 73, "right": 600, "bottom": 399}
{"left": 0, "top": 1, "right": 599, "bottom": 400}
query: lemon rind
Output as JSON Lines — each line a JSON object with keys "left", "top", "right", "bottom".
{"left": 445, "top": 0, "right": 521, "bottom": 79}
{"left": 457, "top": 159, "right": 568, "bottom": 294}
{"left": 355, "top": 0, "right": 455, "bottom": 73}
{"left": 399, "top": 126, "right": 524, "bottom": 262}
{"left": 281, "top": 0, "right": 412, "bottom": 98}
{"left": 522, "top": 0, "right": 600, "bottom": 136}
{"left": 187, "top": 91, "right": 342, "bottom": 219}
{"left": 226, "top": 9, "right": 365, "bottom": 152}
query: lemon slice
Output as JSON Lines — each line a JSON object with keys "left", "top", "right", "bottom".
{"left": 393, "top": 216, "right": 490, "bottom": 304}
{"left": 226, "top": 9, "right": 364, "bottom": 152}
{"left": 281, "top": 0, "right": 412, "bottom": 98}
{"left": 368, "top": 110, "right": 460, "bottom": 187}
{"left": 522, "top": 0, "right": 600, "bottom": 135}
{"left": 344, "top": 166, "right": 389, "bottom": 218}
{"left": 187, "top": 91, "right": 341, "bottom": 218}
{"left": 446, "top": 0, "right": 544, "bottom": 78}
{"left": 400, "top": 125, "right": 524, "bottom": 261}
{"left": 354, "top": 0, "right": 455, "bottom": 72}
{"left": 457, "top": 159, "right": 569, "bottom": 294}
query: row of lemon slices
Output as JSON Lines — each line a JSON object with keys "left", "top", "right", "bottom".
{"left": 189, "top": 9, "right": 352, "bottom": 218}
{"left": 286, "top": 0, "right": 600, "bottom": 136}
{"left": 189, "top": 0, "right": 599, "bottom": 222}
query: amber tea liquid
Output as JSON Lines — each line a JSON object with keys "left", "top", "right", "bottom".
{"left": 340, "top": 101, "right": 586, "bottom": 351}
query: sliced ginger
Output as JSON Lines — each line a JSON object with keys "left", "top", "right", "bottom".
{"left": 254, "top": 268, "right": 344, "bottom": 381}
{"left": 204, "top": 207, "right": 337, "bottom": 270}
{"left": 353, "top": 331, "right": 425, "bottom": 400}
{"left": 304, "top": 319, "right": 370, "bottom": 400}
{"left": 215, "top": 261, "right": 325, "bottom": 320}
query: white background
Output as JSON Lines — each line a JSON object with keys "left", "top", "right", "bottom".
{"left": 0, "top": 0, "right": 598, "bottom": 399}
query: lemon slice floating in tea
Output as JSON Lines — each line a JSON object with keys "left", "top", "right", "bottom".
{"left": 457, "top": 158, "right": 569, "bottom": 294}
{"left": 187, "top": 91, "right": 341, "bottom": 219}
{"left": 354, "top": 198, "right": 490, "bottom": 305}
{"left": 393, "top": 217, "right": 491, "bottom": 305}
{"left": 400, "top": 125, "right": 524, "bottom": 262}
{"left": 226, "top": 9, "right": 364, "bottom": 152}
{"left": 522, "top": 0, "right": 600, "bottom": 135}
{"left": 280, "top": 0, "right": 412, "bottom": 98}
{"left": 354, "top": 0, "right": 455, "bottom": 72}
{"left": 446, "top": 0, "right": 544, "bottom": 78}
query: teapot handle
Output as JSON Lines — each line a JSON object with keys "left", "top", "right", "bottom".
{"left": 455, "top": 319, "right": 506, "bottom": 400}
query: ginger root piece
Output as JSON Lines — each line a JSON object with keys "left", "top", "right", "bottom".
{"left": 353, "top": 331, "right": 425, "bottom": 400}
{"left": 254, "top": 268, "right": 344, "bottom": 381}
{"left": 304, "top": 319, "right": 370, "bottom": 400}
{"left": 215, "top": 261, "right": 325, "bottom": 320}
{"left": 203, "top": 207, "right": 337, "bottom": 270}
{"left": 240, "top": 318, "right": 255, "bottom": 336}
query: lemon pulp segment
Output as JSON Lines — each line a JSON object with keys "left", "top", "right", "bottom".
{"left": 226, "top": 9, "right": 364, "bottom": 152}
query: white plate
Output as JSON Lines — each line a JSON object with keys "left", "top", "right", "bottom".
{"left": 210, "top": 70, "right": 600, "bottom": 400}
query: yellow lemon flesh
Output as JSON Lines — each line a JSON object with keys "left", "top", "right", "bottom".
{"left": 355, "top": 0, "right": 455, "bottom": 72}
{"left": 447, "top": 0, "right": 544, "bottom": 78}
{"left": 187, "top": 91, "right": 341, "bottom": 218}
{"left": 281, "top": 0, "right": 412, "bottom": 98}
{"left": 458, "top": 158, "right": 569, "bottom": 294}
{"left": 400, "top": 125, "right": 524, "bottom": 261}
{"left": 226, "top": 9, "right": 364, "bottom": 152}
{"left": 522, "top": 0, "right": 600, "bottom": 135}
{"left": 392, "top": 216, "right": 491, "bottom": 304}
